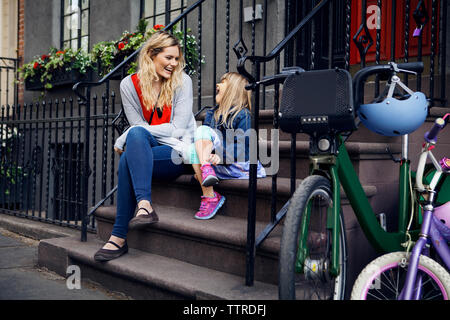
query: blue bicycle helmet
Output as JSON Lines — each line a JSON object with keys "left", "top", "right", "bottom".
{"left": 357, "top": 76, "right": 428, "bottom": 136}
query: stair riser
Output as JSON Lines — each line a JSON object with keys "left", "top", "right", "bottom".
{"left": 151, "top": 182, "right": 289, "bottom": 222}
{"left": 73, "top": 259, "right": 187, "bottom": 299}
{"left": 38, "top": 241, "right": 190, "bottom": 299}
{"left": 95, "top": 218, "right": 279, "bottom": 284}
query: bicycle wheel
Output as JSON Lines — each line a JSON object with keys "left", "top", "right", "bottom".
{"left": 351, "top": 252, "right": 450, "bottom": 300}
{"left": 279, "top": 175, "right": 347, "bottom": 300}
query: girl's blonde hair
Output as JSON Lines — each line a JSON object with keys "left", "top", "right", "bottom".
{"left": 214, "top": 72, "right": 252, "bottom": 127}
{"left": 137, "top": 31, "right": 186, "bottom": 111}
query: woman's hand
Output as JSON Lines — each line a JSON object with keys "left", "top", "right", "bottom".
{"left": 207, "top": 154, "right": 221, "bottom": 165}
{"left": 114, "top": 147, "right": 124, "bottom": 156}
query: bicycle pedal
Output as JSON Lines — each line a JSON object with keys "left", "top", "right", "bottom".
{"left": 377, "top": 213, "right": 387, "bottom": 232}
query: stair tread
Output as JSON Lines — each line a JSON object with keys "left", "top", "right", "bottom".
{"left": 41, "top": 236, "right": 278, "bottom": 300}
{"left": 95, "top": 203, "right": 281, "bottom": 254}
{"left": 158, "top": 174, "right": 377, "bottom": 198}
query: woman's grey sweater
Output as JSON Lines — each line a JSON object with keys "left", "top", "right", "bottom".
{"left": 114, "top": 72, "right": 197, "bottom": 161}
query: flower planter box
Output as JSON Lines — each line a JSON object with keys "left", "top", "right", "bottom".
{"left": 50, "top": 68, "right": 93, "bottom": 87}
{"left": 25, "top": 75, "right": 44, "bottom": 91}
{"left": 24, "top": 68, "right": 93, "bottom": 91}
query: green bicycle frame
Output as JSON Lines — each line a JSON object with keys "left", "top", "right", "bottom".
{"left": 297, "top": 135, "right": 417, "bottom": 276}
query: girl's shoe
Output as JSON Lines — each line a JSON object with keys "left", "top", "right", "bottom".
{"left": 201, "top": 163, "right": 219, "bottom": 187}
{"left": 94, "top": 240, "right": 128, "bottom": 262}
{"left": 195, "top": 192, "right": 225, "bottom": 220}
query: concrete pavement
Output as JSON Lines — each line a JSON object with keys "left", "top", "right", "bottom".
{"left": 0, "top": 227, "right": 127, "bottom": 300}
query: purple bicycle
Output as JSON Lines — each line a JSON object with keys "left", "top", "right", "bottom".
{"left": 351, "top": 114, "right": 450, "bottom": 300}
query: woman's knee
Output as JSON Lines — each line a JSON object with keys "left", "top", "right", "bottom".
{"left": 126, "top": 126, "right": 149, "bottom": 144}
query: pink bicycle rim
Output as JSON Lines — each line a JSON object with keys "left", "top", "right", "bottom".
{"left": 361, "top": 261, "right": 448, "bottom": 300}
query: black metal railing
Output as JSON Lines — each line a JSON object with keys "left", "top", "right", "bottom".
{"left": 237, "top": 0, "right": 448, "bottom": 286}
{"left": 0, "top": 57, "right": 18, "bottom": 107}
{"left": 0, "top": 96, "right": 118, "bottom": 230}
{"left": 238, "top": 0, "right": 332, "bottom": 287}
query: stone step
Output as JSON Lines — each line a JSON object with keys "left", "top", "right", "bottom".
{"left": 149, "top": 174, "right": 377, "bottom": 223}
{"left": 37, "top": 235, "right": 278, "bottom": 300}
{"left": 94, "top": 204, "right": 281, "bottom": 284}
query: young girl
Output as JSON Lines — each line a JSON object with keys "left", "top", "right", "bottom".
{"left": 189, "top": 72, "right": 266, "bottom": 220}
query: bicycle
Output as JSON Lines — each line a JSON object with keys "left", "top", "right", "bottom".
{"left": 351, "top": 114, "right": 450, "bottom": 300}
{"left": 252, "top": 61, "right": 430, "bottom": 300}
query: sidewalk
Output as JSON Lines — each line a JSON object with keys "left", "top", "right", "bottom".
{"left": 0, "top": 226, "right": 127, "bottom": 300}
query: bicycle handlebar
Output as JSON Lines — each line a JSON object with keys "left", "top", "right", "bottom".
{"left": 424, "top": 117, "right": 446, "bottom": 143}
{"left": 353, "top": 62, "right": 424, "bottom": 107}
{"left": 416, "top": 113, "right": 449, "bottom": 192}
{"left": 244, "top": 67, "right": 305, "bottom": 90}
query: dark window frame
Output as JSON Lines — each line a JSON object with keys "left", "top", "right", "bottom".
{"left": 140, "top": 0, "right": 187, "bottom": 27}
{"left": 60, "top": 0, "right": 90, "bottom": 51}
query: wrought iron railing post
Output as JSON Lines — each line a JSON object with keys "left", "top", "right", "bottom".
{"left": 245, "top": 60, "right": 260, "bottom": 287}
{"left": 81, "top": 87, "right": 91, "bottom": 242}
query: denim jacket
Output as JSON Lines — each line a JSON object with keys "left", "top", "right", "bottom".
{"left": 203, "top": 106, "right": 252, "bottom": 163}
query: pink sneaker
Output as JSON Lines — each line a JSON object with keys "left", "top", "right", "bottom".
{"left": 201, "top": 163, "right": 219, "bottom": 187}
{"left": 194, "top": 192, "right": 226, "bottom": 220}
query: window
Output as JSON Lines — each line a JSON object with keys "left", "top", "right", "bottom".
{"left": 61, "top": 0, "right": 89, "bottom": 51}
{"left": 141, "top": 0, "right": 186, "bottom": 27}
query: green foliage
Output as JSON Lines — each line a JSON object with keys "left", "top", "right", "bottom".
{"left": 18, "top": 48, "right": 94, "bottom": 90}
{"left": 92, "top": 20, "right": 204, "bottom": 77}
{"left": 18, "top": 19, "right": 205, "bottom": 89}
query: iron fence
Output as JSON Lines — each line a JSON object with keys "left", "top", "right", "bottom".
{"left": 0, "top": 94, "right": 119, "bottom": 231}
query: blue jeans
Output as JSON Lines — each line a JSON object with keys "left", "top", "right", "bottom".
{"left": 112, "top": 126, "right": 185, "bottom": 239}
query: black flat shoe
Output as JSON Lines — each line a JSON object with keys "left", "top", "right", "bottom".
{"left": 94, "top": 240, "right": 128, "bottom": 262}
{"left": 128, "top": 207, "right": 159, "bottom": 230}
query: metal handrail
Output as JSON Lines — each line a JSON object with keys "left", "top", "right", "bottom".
{"left": 72, "top": 0, "right": 207, "bottom": 102}
{"left": 237, "top": 0, "right": 330, "bottom": 84}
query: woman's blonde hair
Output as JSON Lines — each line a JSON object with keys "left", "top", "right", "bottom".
{"left": 137, "top": 31, "right": 186, "bottom": 111}
{"left": 214, "top": 72, "right": 252, "bottom": 127}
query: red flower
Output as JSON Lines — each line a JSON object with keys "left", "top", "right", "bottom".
{"left": 153, "top": 24, "right": 165, "bottom": 30}
{"left": 56, "top": 51, "right": 65, "bottom": 55}
{"left": 118, "top": 42, "right": 125, "bottom": 50}
{"left": 33, "top": 62, "right": 40, "bottom": 69}
{"left": 41, "top": 54, "right": 49, "bottom": 60}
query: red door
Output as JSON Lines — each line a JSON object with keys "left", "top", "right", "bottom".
{"left": 350, "top": 0, "right": 439, "bottom": 65}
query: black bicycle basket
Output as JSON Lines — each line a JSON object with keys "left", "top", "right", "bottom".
{"left": 279, "top": 68, "right": 356, "bottom": 135}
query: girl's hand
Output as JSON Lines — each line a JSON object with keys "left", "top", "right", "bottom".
{"left": 208, "top": 154, "right": 221, "bottom": 165}
{"left": 114, "top": 147, "right": 124, "bottom": 156}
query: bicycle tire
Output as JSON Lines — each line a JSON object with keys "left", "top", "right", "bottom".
{"left": 279, "top": 175, "right": 347, "bottom": 300}
{"left": 351, "top": 251, "right": 450, "bottom": 300}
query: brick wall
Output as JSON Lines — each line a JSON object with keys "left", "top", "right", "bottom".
{"left": 18, "top": 0, "right": 24, "bottom": 105}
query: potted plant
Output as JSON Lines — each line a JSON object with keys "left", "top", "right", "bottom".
{"left": 92, "top": 20, "right": 204, "bottom": 78}
{"left": 19, "top": 48, "right": 94, "bottom": 91}
{"left": 91, "top": 19, "right": 150, "bottom": 78}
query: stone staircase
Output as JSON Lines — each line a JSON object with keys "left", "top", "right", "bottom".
{"left": 37, "top": 105, "right": 450, "bottom": 300}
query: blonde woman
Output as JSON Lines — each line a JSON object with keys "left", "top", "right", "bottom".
{"left": 94, "top": 31, "right": 196, "bottom": 262}
{"left": 189, "top": 72, "right": 266, "bottom": 220}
